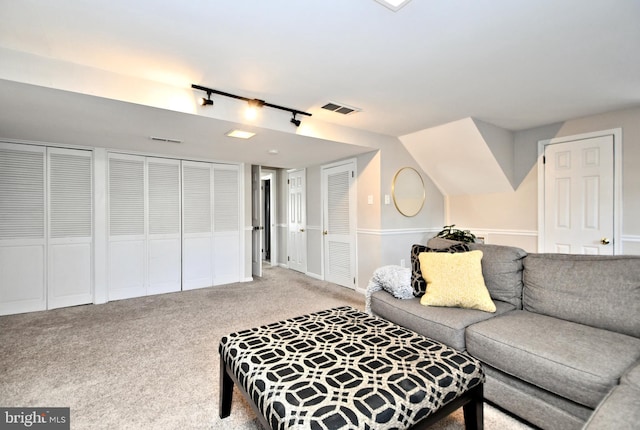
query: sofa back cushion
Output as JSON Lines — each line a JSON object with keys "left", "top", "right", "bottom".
{"left": 467, "top": 243, "right": 527, "bottom": 309}
{"left": 523, "top": 253, "right": 640, "bottom": 338}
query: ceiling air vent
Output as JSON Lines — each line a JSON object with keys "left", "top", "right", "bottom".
{"left": 321, "top": 101, "right": 361, "bottom": 115}
{"left": 150, "top": 136, "right": 183, "bottom": 144}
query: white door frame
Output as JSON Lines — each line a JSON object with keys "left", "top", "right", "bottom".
{"left": 537, "top": 128, "right": 622, "bottom": 254}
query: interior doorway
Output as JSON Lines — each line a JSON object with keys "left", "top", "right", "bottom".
{"left": 261, "top": 169, "right": 277, "bottom": 267}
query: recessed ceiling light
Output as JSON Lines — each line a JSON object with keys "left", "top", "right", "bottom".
{"left": 267, "top": 149, "right": 279, "bottom": 155}
{"left": 374, "top": 0, "right": 411, "bottom": 11}
{"left": 226, "top": 130, "right": 256, "bottom": 139}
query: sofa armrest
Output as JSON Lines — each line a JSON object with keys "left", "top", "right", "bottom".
{"left": 582, "top": 362, "right": 640, "bottom": 430}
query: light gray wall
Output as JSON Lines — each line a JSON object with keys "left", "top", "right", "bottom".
{"left": 447, "top": 106, "right": 640, "bottom": 254}
{"left": 296, "top": 140, "right": 446, "bottom": 291}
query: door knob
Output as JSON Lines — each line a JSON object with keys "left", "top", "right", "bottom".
{"left": 323, "top": 230, "right": 328, "bottom": 235}
{"left": 299, "top": 228, "right": 305, "bottom": 232}
{"left": 600, "top": 237, "right": 610, "bottom": 245}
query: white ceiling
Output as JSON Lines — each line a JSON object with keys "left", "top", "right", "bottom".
{"left": 1, "top": 0, "right": 639, "bottom": 165}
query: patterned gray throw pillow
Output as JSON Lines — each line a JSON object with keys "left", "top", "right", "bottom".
{"left": 411, "top": 243, "right": 470, "bottom": 297}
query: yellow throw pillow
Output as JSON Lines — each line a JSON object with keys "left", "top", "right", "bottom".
{"left": 418, "top": 250, "right": 496, "bottom": 313}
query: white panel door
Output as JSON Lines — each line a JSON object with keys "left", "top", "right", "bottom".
{"left": 47, "top": 147, "right": 93, "bottom": 309}
{"left": 147, "top": 158, "right": 181, "bottom": 294}
{"left": 543, "top": 135, "right": 614, "bottom": 254}
{"left": 108, "top": 154, "right": 146, "bottom": 300}
{"left": 322, "top": 161, "right": 356, "bottom": 289}
{"left": 288, "top": 169, "right": 307, "bottom": 273}
{"left": 213, "top": 165, "right": 240, "bottom": 285}
{"left": 182, "top": 161, "right": 214, "bottom": 290}
{"left": 0, "top": 143, "right": 46, "bottom": 315}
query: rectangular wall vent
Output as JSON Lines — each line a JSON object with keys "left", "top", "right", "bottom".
{"left": 150, "top": 136, "right": 183, "bottom": 144}
{"left": 321, "top": 101, "right": 361, "bottom": 115}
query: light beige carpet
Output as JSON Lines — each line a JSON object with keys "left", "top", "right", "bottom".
{"left": 0, "top": 266, "right": 532, "bottom": 429}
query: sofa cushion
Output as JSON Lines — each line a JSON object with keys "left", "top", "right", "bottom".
{"left": 466, "top": 310, "right": 640, "bottom": 409}
{"left": 468, "top": 243, "right": 527, "bottom": 309}
{"left": 410, "top": 243, "right": 470, "bottom": 297}
{"left": 370, "top": 290, "right": 514, "bottom": 351}
{"left": 419, "top": 250, "right": 496, "bottom": 312}
{"left": 523, "top": 253, "right": 640, "bottom": 337}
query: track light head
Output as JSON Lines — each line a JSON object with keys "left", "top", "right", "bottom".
{"left": 290, "top": 113, "right": 301, "bottom": 127}
{"left": 248, "top": 99, "right": 265, "bottom": 108}
{"left": 200, "top": 91, "right": 213, "bottom": 106}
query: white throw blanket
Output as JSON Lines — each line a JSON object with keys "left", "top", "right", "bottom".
{"left": 365, "top": 265, "right": 414, "bottom": 314}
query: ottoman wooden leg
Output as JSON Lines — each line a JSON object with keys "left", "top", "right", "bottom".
{"left": 463, "top": 384, "right": 484, "bottom": 430}
{"left": 219, "top": 356, "right": 233, "bottom": 418}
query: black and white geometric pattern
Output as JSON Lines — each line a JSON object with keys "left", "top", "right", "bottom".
{"left": 219, "top": 306, "right": 484, "bottom": 429}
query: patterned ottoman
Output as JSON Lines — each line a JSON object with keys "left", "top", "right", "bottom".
{"left": 219, "top": 306, "right": 484, "bottom": 430}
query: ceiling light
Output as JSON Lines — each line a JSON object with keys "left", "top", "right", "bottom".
{"left": 192, "top": 84, "right": 311, "bottom": 127}
{"left": 374, "top": 0, "right": 411, "bottom": 11}
{"left": 226, "top": 130, "right": 256, "bottom": 139}
{"left": 200, "top": 91, "right": 213, "bottom": 106}
{"left": 245, "top": 99, "right": 264, "bottom": 120}
{"left": 290, "top": 113, "right": 301, "bottom": 127}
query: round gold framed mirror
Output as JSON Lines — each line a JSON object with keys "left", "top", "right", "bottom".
{"left": 392, "top": 167, "right": 425, "bottom": 217}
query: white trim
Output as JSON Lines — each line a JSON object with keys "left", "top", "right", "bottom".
{"left": 622, "top": 235, "right": 640, "bottom": 242}
{"left": 537, "top": 128, "right": 622, "bottom": 254}
{"left": 357, "top": 227, "right": 439, "bottom": 236}
{"left": 305, "top": 271, "right": 323, "bottom": 281}
{"left": 357, "top": 227, "right": 537, "bottom": 238}
{"left": 0, "top": 138, "right": 242, "bottom": 167}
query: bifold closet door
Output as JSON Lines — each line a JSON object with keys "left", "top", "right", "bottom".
{"left": 147, "top": 158, "right": 181, "bottom": 294}
{"left": 212, "top": 165, "right": 240, "bottom": 285}
{"left": 0, "top": 143, "right": 46, "bottom": 315}
{"left": 47, "top": 147, "right": 93, "bottom": 309}
{"left": 182, "top": 161, "right": 214, "bottom": 290}
{"left": 182, "top": 162, "right": 240, "bottom": 290}
{"left": 108, "top": 154, "right": 146, "bottom": 300}
{"left": 108, "top": 154, "right": 181, "bottom": 300}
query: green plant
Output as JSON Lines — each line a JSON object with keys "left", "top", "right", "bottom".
{"left": 435, "top": 224, "right": 476, "bottom": 243}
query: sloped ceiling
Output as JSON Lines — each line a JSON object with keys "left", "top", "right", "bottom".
{"left": 399, "top": 118, "right": 515, "bottom": 196}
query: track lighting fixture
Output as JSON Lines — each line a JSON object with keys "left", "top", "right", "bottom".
{"left": 200, "top": 91, "right": 213, "bottom": 106}
{"left": 192, "top": 84, "right": 311, "bottom": 127}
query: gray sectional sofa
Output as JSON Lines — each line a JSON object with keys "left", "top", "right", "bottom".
{"left": 370, "top": 240, "right": 640, "bottom": 430}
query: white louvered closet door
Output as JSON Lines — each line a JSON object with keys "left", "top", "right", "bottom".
{"left": 322, "top": 161, "right": 356, "bottom": 289}
{"left": 213, "top": 165, "right": 240, "bottom": 285}
{"left": 0, "top": 143, "right": 46, "bottom": 315}
{"left": 148, "top": 158, "right": 181, "bottom": 294}
{"left": 47, "top": 147, "right": 93, "bottom": 309}
{"left": 182, "top": 161, "right": 214, "bottom": 290}
{"left": 108, "top": 154, "right": 146, "bottom": 300}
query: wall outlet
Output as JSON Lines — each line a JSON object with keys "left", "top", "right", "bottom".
{"left": 367, "top": 195, "right": 373, "bottom": 205}
{"left": 384, "top": 194, "right": 391, "bottom": 205}
{"left": 400, "top": 259, "right": 405, "bottom": 268}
